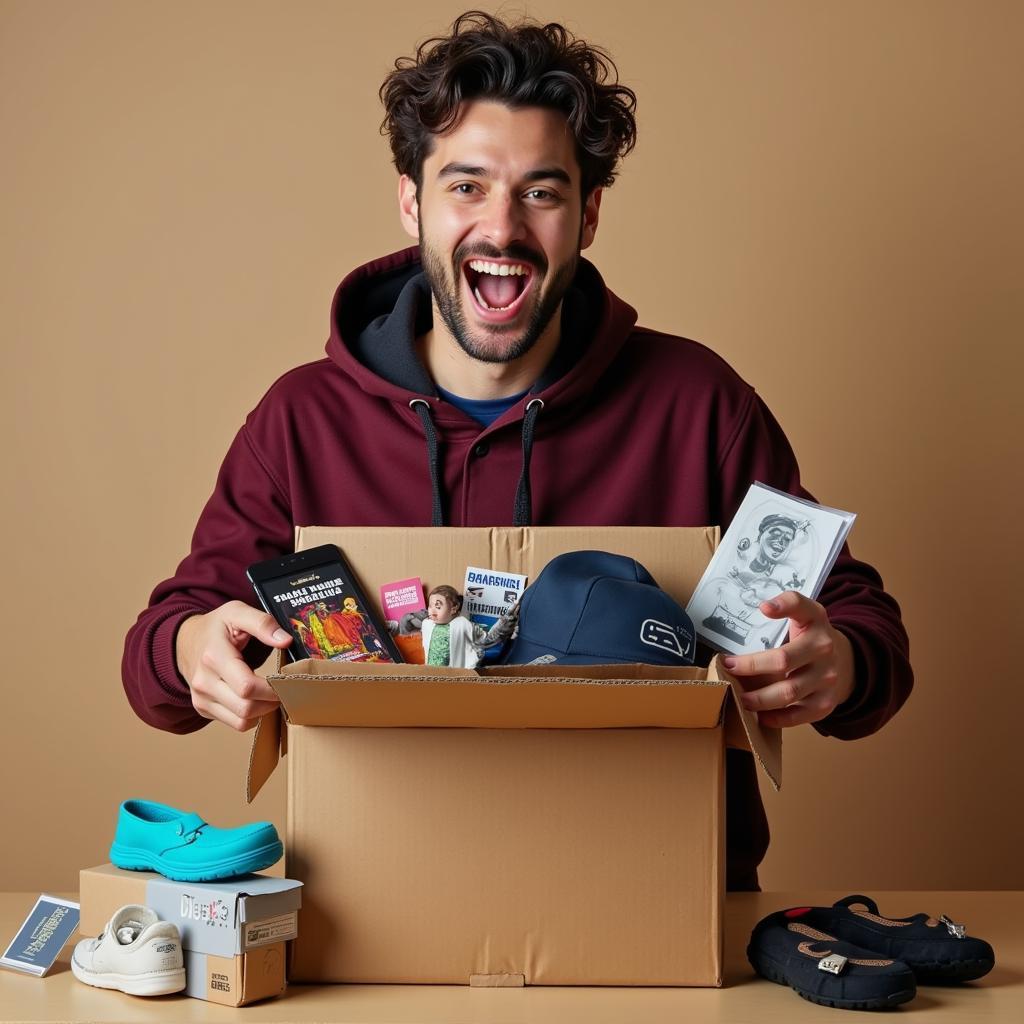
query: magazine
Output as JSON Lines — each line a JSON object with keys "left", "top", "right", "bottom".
{"left": 462, "top": 565, "right": 528, "bottom": 660}
{"left": 380, "top": 576, "right": 427, "bottom": 664}
{"left": 380, "top": 577, "right": 426, "bottom": 631}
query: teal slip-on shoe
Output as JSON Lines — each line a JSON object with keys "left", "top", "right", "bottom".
{"left": 109, "top": 799, "right": 283, "bottom": 882}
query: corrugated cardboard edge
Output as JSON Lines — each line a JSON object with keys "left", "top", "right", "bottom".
{"left": 247, "top": 706, "right": 283, "bottom": 803}
{"left": 713, "top": 654, "right": 782, "bottom": 790}
{"left": 265, "top": 669, "right": 730, "bottom": 731}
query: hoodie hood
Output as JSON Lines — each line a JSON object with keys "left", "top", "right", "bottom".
{"left": 325, "top": 246, "right": 638, "bottom": 415}
{"left": 322, "top": 246, "right": 639, "bottom": 527}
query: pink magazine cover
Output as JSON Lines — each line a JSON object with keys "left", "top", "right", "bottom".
{"left": 380, "top": 577, "right": 426, "bottom": 664}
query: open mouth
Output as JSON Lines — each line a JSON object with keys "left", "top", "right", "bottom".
{"left": 463, "top": 259, "right": 534, "bottom": 319}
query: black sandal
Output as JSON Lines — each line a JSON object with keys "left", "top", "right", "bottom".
{"left": 747, "top": 907, "right": 917, "bottom": 1010}
{"left": 812, "top": 895, "right": 995, "bottom": 983}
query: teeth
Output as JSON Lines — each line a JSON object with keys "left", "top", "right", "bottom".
{"left": 473, "top": 286, "right": 514, "bottom": 311}
{"left": 468, "top": 260, "right": 528, "bottom": 276}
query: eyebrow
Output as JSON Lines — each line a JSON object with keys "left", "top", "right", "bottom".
{"left": 437, "top": 162, "right": 573, "bottom": 187}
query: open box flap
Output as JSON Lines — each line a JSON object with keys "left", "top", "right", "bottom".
{"left": 245, "top": 659, "right": 781, "bottom": 799}
{"left": 247, "top": 707, "right": 284, "bottom": 803}
{"left": 266, "top": 658, "right": 730, "bottom": 730}
{"left": 713, "top": 655, "right": 782, "bottom": 790}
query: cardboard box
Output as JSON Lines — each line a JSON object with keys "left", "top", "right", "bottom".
{"left": 79, "top": 864, "right": 302, "bottom": 1005}
{"left": 247, "top": 526, "right": 780, "bottom": 987}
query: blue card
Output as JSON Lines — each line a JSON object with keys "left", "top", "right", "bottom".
{"left": 0, "top": 895, "right": 80, "bottom": 976}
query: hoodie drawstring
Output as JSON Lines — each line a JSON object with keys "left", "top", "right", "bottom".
{"left": 410, "top": 397, "right": 544, "bottom": 527}
{"left": 409, "top": 399, "right": 445, "bottom": 527}
{"left": 512, "top": 398, "right": 544, "bottom": 527}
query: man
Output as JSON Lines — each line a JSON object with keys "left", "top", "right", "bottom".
{"left": 122, "top": 11, "right": 912, "bottom": 890}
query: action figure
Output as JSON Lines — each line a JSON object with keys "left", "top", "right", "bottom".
{"left": 420, "top": 585, "right": 521, "bottom": 668}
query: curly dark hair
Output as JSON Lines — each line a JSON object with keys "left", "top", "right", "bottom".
{"left": 379, "top": 10, "right": 637, "bottom": 198}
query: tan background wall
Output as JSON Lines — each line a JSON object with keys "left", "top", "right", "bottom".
{"left": 2, "top": 0, "right": 1021, "bottom": 892}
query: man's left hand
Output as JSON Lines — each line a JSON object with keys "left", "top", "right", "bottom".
{"left": 721, "top": 591, "right": 855, "bottom": 728}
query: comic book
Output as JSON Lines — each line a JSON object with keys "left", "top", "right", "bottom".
{"left": 685, "top": 482, "right": 856, "bottom": 656}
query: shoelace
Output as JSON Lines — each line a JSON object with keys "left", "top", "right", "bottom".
{"left": 410, "top": 397, "right": 544, "bottom": 526}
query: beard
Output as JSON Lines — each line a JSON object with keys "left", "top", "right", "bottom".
{"left": 419, "top": 230, "right": 578, "bottom": 365}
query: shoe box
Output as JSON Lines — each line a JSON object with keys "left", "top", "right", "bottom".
{"left": 247, "top": 525, "right": 781, "bottom": 986}
{"left": 79, "top": 863, "right": 302, "bottom": 1006}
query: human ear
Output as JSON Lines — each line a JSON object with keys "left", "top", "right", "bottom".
{"left": 580, "top": 187, "right": 603, "bottom": 250}
{"left": 398, "top": 174, "right": 420, "bottom": 240}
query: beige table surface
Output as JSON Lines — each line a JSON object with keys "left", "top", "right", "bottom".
{"left": 1, "top": 891, "right": 1019, "bottom": 1022}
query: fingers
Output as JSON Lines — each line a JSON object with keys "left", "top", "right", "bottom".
{"left": 725, "top": 627, "right": 842, "bottom": 730}
{"left": 224, "top": 601, "right": 293, "bottom": 649}
{"left": 734, "top": 647, "right": 844, "bottom": 729}
{"left": 202, "top": 634, "right": 279, "bottom": 701}
{"left": 189, "top": 619, "right": 281, "bottom": 732}
{"left": 720, "top": 597, "right": 854, "bottom": 730}
{"left": 176, "top": 603, "right": 291, "bottom": 690}
{"left": 732, "top": 671, "right": 786, "bottom": 694}
{"left": 758, "top": 591, "right": 824, "bottom": 628}
{"left": 179, "top": 602, "right": 287, "bottom": 732}
{"left": 724, "top": 628, "right": 833, "bottom": 679}
{"left": 755, "top": 694, "right": 836, "bottom": 729}
{"left": 739, "top": 660, "right": 839, "bottom": 714}
{"left": 191, "top": 655, "right": 280, "bottom": 732}
{"left": 194, "top": 695, "right": 279, "bottom": 732}
{"left": 193, "top": 684, "right": 279, "bottom": 732}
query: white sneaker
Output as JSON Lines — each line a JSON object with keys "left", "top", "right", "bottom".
{"left": 71, "top": 904, "right": 186, "bottom": 996}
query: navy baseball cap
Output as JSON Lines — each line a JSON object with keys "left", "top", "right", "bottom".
{"left": 500, "top": 550, "right": 696, "bottom": 667}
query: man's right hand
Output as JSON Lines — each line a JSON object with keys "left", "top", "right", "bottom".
{"left": 176, "top": 602, "right": 293, "bottom": 732}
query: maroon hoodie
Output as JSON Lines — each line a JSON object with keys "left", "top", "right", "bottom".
{"left": 122, "top": 246, "right": 912, "bottom": 890}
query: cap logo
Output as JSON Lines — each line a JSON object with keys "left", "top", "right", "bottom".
{"left": 640, "top": 619, "right": 691, "bottom": 659}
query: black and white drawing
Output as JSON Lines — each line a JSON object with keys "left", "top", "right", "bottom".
{"left": 686, "top": 483, "right": 856, "bottom": 656}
